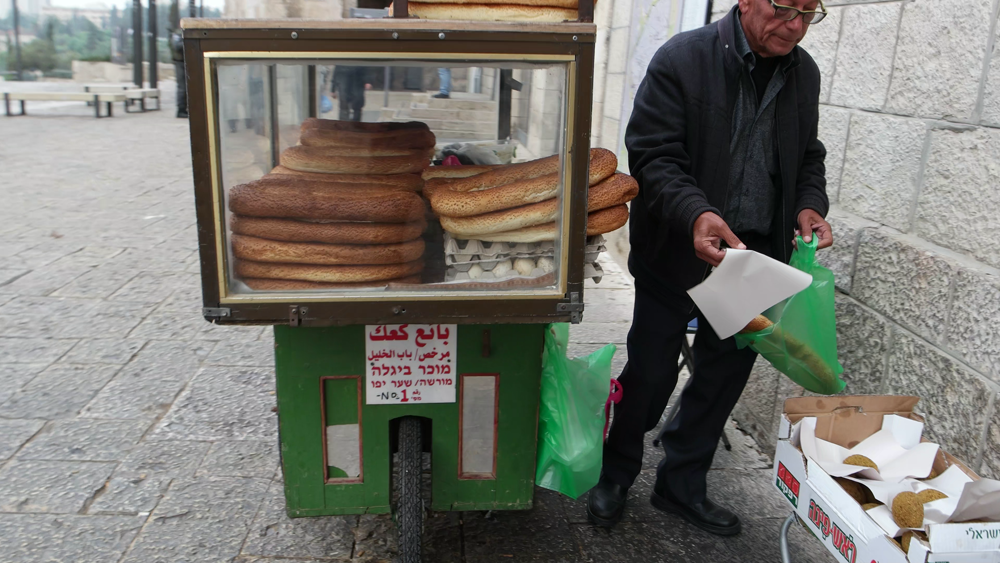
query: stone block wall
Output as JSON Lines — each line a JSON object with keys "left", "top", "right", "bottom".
{"left": 732, "top": 0, "right": 1000, "bottom": 478}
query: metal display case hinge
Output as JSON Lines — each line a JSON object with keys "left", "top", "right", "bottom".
{"left": 557, "top": 292, "right": 585, "bottom": 323}
{"left": 203, "top": 307, "right": 231, "bottom": 319}
{"left": 288, "top": 306, "right": 308, "bottom": 327}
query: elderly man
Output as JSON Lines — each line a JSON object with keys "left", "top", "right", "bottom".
{"left": 588, "top": 0, "right": 834, "bottom": 535}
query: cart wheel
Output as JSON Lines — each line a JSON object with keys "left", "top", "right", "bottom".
{"left": 397, "top": 417, "right": 423, "bottom": 563}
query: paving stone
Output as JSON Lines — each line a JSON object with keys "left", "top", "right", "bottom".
{"left": 18, "top": 419, "right": 150, "bottom": 462}
{"left": 241, "top": 482, "right": 356, "bottom": 559}
{"left": 110, "top": 272, "right": 200, "bottom": 304}
{"left": 53, "top": 300, "right": 150, "bottom": 339}
{"left": 724, "top": 516, "right": 837, "bottom": 563}
{"left": 0, "top": 459, "right": 116, "bottom": 513}
{"left": 573, "top": 519, "right": 735, "bottom": 563}
{"left": 816, "top": 107, "right": 851, "bottom": 205}
{"left": 0, "top": 419, "right": 45, "bottom": 460}
{"left": 838, "top": 112, "right": 926, "bottom": 230}
{"left": 61, "top": 338, "right": 145, "bottom": 365}
{"left": 127, "top": 310, "right": 226, "bottom": 341}
{"left": 0, "top": 363, "right": 120, "bottom": 419}
{"left": 50, "top": 265, "right": 138, "bottom": 300}
{"left": 0, "top": 513, "right": 146, "bottom": 563}
{"left": 152, "top": 366, "right": 278, "bottom": 441}
{"left": 568, "top": 322, "right": 630, "bottom": 345}
{"left": 886, "top": 0, "right": 993, "bottom": 120}
{"left": 851, "top": 229, "right": 956, "bottom": 345}
{"left": 915, "top": 126, "right": 1000, "bottom": 270}
{"left": 705, "top": 468, "right": 789, "bottom": 519}
{"left": 834, "top": 294, "right": 890, "bottom": 395}
{"left": 204, "top": 339, "right": 275, "bottom": 367}
{"left": 197, "top": 440, "right": 278, "bottom": 479}
{"left": 797, "top": 6, "right": 843, "bottom": 103}
{"left": 81, "top": 340, "right": 214, "bottom": 419}
{"left": 421, "top": 511, "right": 462, "bottom": 563}
{"left": 946, "top": 267, "right": 1000, "bottom": 382}
{"left": 107, "top": 247, "right": 200, "bottom": 275}
{"left": 816, "top": 208, "right": 875, "bottom": 294}
{"left": 0, "top": 336, "right": 77, "bottom": 364}
{"left": 463, "top": 487, "right": 579, "bottom": 562}
{"left": 885, "top": 329, "right": 992, "bottom": 464}
{"left": 89, "top": 440, "right": 213, "bottom": 514}
{"left": 120, "top": 477, "right": 270, "bottom": 563}
{"left": 352, "top": 513, "right": 398, "bottom": 561}
{"left": 828, "top": 3, "right": 901, "bottom": 111}
{"left": 2, "top": 262, "right": 92, "bottom": 297}
{"left": 88, "top": 475, "right": 173, "bottom": 515}
{"left": 0, "top": 363, "right": 49, "bottom": 405}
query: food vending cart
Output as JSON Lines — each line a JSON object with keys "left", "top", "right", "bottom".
{"left": 182, "top": 8, "right": 624, "bottom": 560}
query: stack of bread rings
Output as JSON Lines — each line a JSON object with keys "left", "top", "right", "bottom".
{"left": 425, "top": 148, "right": 637, "bottom": 243}
{"left": 227, "top": 118, "right": 435, "bottom": 290}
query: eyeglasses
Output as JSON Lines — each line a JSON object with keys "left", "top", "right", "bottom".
{"left": 769, "top": 0, "right": 827, "bottom": 23}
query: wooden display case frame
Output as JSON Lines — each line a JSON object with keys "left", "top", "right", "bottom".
{"left": 183, "top": 19, "right": 597, "bottom": 326}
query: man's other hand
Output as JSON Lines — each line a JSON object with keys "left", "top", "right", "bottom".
{"left": 693, "top": 212, "right": 745, "bottom": 267}
{"left": 796, "top": 209, "right": 833, "bottom": 249}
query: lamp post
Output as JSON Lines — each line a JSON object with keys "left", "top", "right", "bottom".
{"left": 148, "top": 0, "right": 157, "bottom": 88}
{"left": 132, "top": 0, "right": 143, "bottom": 86}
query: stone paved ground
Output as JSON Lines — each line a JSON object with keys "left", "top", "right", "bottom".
{"left": 0, "top": 83, "right": 835, "bottom": 562}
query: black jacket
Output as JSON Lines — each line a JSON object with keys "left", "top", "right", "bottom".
{"left": 625, "top": 6, "right": 829, "bottom": 295}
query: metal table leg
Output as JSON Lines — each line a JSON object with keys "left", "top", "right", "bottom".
{"left": 780, "top": 512, "right": 796, "bottom": 563}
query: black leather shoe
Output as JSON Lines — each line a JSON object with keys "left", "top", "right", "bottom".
{"left": 587, "top": 475, "right": 628, "bottom": 528}
{"left": 650, "top": 485, "right": 741, "bottom": 536}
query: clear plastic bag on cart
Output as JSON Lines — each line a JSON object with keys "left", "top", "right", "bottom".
{"left": 535, "top": 323, "right": 616, "bottom": 500}
{"left": 734, "top": 236, "right": 846, "bottom": 395}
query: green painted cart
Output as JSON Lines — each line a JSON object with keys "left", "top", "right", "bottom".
{"left": 183, "top": 11, "right": 598, "bottom": 561}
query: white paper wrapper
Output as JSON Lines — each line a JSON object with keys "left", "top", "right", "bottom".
{"left": 795, "top": 414, "right": 1000, "bottom": 537}
{"left": 686, "top": 249, "right": 812, "bottom": 340}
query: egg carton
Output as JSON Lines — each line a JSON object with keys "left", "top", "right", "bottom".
{"left": 443, "top": 233, "right": 606, "bottom": 259}
{"left": 445, "top": 247, "right": 605, "bottom": 270}
{"left": 445, "top": 261, "right": 605, "bottom": 283}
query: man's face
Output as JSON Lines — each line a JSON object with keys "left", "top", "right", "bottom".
{"left": 738, "top": 0, "right": 817, "bottom": 58}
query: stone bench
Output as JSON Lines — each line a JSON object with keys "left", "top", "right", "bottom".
{"left": 124, "top": 88, "right": 161, "bottom": 113}
{"left": 3, "top": 91, "right": 128, "bottom": 118}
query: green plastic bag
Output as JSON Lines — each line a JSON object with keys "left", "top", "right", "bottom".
{"left": 535, "top": 323, "right": 616, "bottom": 500}
{"left": 734, "top": 236, "right": 846, "bottom": 395}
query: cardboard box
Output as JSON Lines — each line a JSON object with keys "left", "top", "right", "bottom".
{"left": 773, "top": 396, "right": 1000, "bottom": 563}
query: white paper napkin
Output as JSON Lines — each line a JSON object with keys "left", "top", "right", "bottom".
{"left": 687, "top": 249, "right": 812, "bottom": 340}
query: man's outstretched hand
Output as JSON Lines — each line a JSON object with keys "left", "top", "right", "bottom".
{"left": 796, "top": 209, "right": 833, "bottom": 249}
{"left": 693, "top": 212, "right": 745, "bottom": 267}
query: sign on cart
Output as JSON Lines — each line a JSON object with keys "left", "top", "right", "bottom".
{"left": 365, "top": 324, "right": 457, "bottom": 405}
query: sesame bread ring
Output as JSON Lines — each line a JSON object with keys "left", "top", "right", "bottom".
{"left": 235, "top": 258, "right": 425, "bottom": 283}
{"left": 281, "top": 145, "right": 431, "bottom": 175}
{"left": 429, "top": 156, "right": 621, "bottom": 217}
{"left": 231, "top": 215, "right": 427, "bottom": 245}
{"left": 269, "top": 166, "right": 423, "bottom": 190}
{"left": 232, "top": 235, "right": 425, "bottom": 266}
{"left": 299, "top": 127, "right": 436, "bottom": 151}
{"left": 437, "top": 172, "right": 637, "bottom": 236}
{"left": 439, "top": 148, "right": 616, "bottom": 194}
{"left": 422, "top": 165, "right": 500, "bottom": 180}
{"left": 301, "top": 118, "right": 429, "bottom": 133}
{"left": 229, "top": 181, "right": 426, "bottom": 223}
{"left": 470, "top": 204, "right": 631, "bottom": 243}
{"left": 241, "top": 274, "right": 422, "bottom": 291}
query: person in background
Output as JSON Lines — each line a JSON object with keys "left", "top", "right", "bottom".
{"left": 587, "top": 0, "right": 833, "bottom": 536}
{"left": 435, "top": 68, "right": 451, "bottom": 99}
{"left": 169, "top": 27, "right": 187, "bottom": 118}
{"left": 332, "top": 66, "right": 372, "bottom": 121}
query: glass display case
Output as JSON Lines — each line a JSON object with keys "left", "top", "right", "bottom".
{"left": 184, "top": 19, "right": 600, "bottom": 325}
